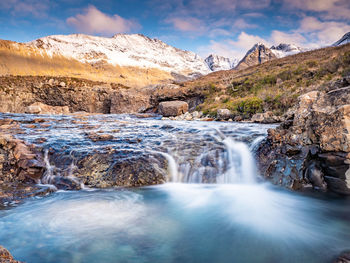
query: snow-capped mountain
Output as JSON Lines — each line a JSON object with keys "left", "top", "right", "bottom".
{"left": 204, "top": 54, "right": 238, "bottom": 71}
{"left": 270, "top": 43, "right": 306, "bottom": 58}
{"left": 29, "top": 34, "right": 211, "bottom": 78}
{"left": 333, "top": 32, "right": 350, "bottom": 46}
{"left": 235, "top": 43, "right": 276, "bottom": 70}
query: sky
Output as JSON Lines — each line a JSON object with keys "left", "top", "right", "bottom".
{"left": 0, "top": 0, "right": 350, "bottom": 60}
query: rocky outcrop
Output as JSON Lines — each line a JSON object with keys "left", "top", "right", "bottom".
{"left": 158, "top": 101, "right": 189, "bottom": 117}
{"left": 0, "top": 76, "right": 205, "bottom": 115}
{"left": 0, "top": 246, "right": 22, "bottom": 263}
{"left": 235, "top": 43, "right": 277, "bottom": 70}
{"left": 257, "top": 77, "right": 350, "bottom": 194}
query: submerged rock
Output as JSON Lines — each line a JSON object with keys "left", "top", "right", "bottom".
{"left": 257, "top": 77, "right": 350, "bottom": 194}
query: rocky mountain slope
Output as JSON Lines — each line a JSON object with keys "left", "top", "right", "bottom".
{"left": 204, "top": 54, "right": 238, "bottom": 71}
{"left": 29, "top": 34, "right": 210, "bottom": 77}
{"left": 235, "top": 43, "right": 277, "bottom": 70}
{"left": 0, "top": 34, "right": 212, "bottom": 87}
{"left": 333, "top": 32, "right": 350, "bottom": 46}
{"left": 270, "top": 43, "right": 306, "bottom": 58}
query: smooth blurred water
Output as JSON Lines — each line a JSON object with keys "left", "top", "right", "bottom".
{"left": 1, "top": 113, "right": 350, "bottom": 262}
{"left": 1, "top": 184, "right": 350, "bottom": 263}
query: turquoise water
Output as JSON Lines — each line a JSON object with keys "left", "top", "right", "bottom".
{"left": 1, "top": 184, "right": 350, "bottom": 263}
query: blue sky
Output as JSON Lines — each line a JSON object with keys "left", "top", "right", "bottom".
{"left": 0, "top": 0, "right": 349, "bottom": 59}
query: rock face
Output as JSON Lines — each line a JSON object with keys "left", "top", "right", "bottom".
{"left": 256, "top": 76, "right": 350, "bottom": 194}
{"left": 158, "top": 101, "right": 189, "bottom": 117}
{"left": 0, "top": 76, "right": 205, "bottom": 115}
{"left": 0, "top": 246, "right": 22, "bottom": 263}
{"left": 235, "top": 43, "right": 277, "bottom": 70}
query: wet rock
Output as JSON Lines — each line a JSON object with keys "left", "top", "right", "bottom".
{"left": 158, "top": 101, "right": 189, "bottom": 117}
{"left": 334, "top": 251, "right": 350, "bottom": 263}
{"left": 86, "top": 132, "right": 114, "bottom": 142}
{"left": 217, "top": 109, "right": 232, "bottom": 120}
{"left": 0, "top": 245, "right": 23, "bottom": 263}
{"left": 72, "top": 152, "right": 167, "bottom": 188}
{"left": 257, "top": 79, "right": 350, "bottom": 194}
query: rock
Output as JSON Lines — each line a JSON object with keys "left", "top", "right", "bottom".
{"left": 256, "top": 79, "right": 350, "bottom": 194}
{"left": 71, "top": 152, "right": 167, "bottom": 188}
{"left": 334, "top": 251, "right": 350, "bottom": 263}
{"left": 59, "top": 81, "right": 66, "bottom": 87}
{"left": 251, "top": 111, "right": 280, "bottom": 123}
{"left": 217, "top": 109, "right": 232, "bottom": 120}
{"left": 25, "top": 102, "right": 70, "bottom": 115}
{"left": 0, "top": 245, "right": 23, "bottom": 263}
{"left": 86, "top": 132, "right": 114, "bottom": 142}
{"left": 158, "top": 101, "right": 189, "bottom": 117}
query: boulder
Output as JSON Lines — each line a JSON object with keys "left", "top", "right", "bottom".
{"left": 251, "top": 111, "right": 281, "bottom": 123}
{"left": 217, "top": 109, "right": 232, "bottom": 120}
{"left": 158, "top": 101, "right": 189, "bottom": 117}
{"left": 25, "top": 102, "right": 70, "bottom": 115}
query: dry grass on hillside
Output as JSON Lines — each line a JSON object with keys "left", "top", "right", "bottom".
{"left": 185, "top": 43, "right": 350, "bottom": 118}
{"left": 0, "top": 40, "right": 172, "bottom": 88}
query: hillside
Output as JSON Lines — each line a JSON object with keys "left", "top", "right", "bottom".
{"left": 184, "top": 43, "right": 350, "bottom": 119}
{"left": 0, "top": 34, "right": 212, "bottom": 88}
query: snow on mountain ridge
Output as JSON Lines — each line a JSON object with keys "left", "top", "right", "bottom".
{"left": 204, "top": 54, "right": 238, "bottom": 71}
{"left": 28, "top": 33, "right": 211, "bottom": 77}
{"left": 270, "top": 43, "right": 306, "bottom": 58}
{"left": 333, "top": 32, "right": 350, "bottom": 46}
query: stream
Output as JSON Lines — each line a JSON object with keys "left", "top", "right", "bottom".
{"left": 0, "top": 113, "right": 350, "bottom": 263}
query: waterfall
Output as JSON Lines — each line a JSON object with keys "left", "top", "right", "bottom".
{"left": 216, "top": 138, "right": 257, "bottom": 184}
{"left": 162, "top": 136, "right": 258, "bottom": 184}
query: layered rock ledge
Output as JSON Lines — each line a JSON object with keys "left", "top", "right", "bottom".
{"left": 257, "top": 76, "right": 350, "bottom": 194}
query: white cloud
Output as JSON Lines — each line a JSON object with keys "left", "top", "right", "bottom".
{"left": 298, "top": 16, "right": 350, "bottom": 45}
{"left": 67, "top": 5, "right": 140, "bottom": 35}
{"left": 0, "top": 0, "right": 50, "bottom": 17}
{"left": 282, "top": 0, "right": 350, "bottom": 20}
{"left": 197, "top": 31, "right": 268, "bottom": 60}
{"left": 165, "top": 17, "right": 206, "bottom": 33}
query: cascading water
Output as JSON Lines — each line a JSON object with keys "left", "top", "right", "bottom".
{"left": 2, "top": 113, "right": 350, "bottom": 263}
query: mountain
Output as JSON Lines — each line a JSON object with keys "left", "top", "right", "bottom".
{"left": 29, "top": 34, "right": 211, "bottom": 77}
{"left": 0, "top": 34, "right": 211, "bottom": 87}
{"left": 333, "top": 32, "right": 350, "bottom": 46}
{"left": 204, "top": 54, "right": 238, "bottom": 71}
{"left": 270, "top": 43, "right": 306, "bottom": 58}
{"left": 235, "top": 43, "right": 277, "bottom": 70}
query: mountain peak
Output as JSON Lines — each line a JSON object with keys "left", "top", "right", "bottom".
{"left": 333, "top": 32, "right": 350, "bottom": 46}
{"left": 204, "top": 54, "right": 238, "bottom": 71}
{"left": 235, "top": 42, "right": 276, "bottom": 70}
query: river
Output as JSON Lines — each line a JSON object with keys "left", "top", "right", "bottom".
{"left": 0, "top": 113, "right": 350, "bottom": 262}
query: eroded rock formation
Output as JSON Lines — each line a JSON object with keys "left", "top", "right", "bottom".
{"left": 257, "top": 76, "right": 350, "bottom": 194}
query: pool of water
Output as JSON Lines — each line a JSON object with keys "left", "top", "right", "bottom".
{"left": 1, "top": 113, "right": 350, "bottom": 262}
{"left": 1, "top": 184, "right": 350, "bottom": 263}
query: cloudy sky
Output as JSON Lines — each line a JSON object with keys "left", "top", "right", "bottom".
{"left": 0, "top": 0, "right": 349, "bottom": 60}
